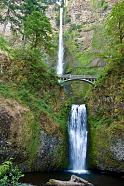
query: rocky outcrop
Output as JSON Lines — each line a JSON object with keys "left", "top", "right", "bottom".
{"left": 65, "top": 0, "right": 117, "bottom": 50}
{"left": 67, "top": 0, "right": 119, "bottom": 24}
{"left": 90, "top": 58, "right": 106, "bottom": 67}
{"left": 0, "top": 97, "right": 33, "bottom": 164}
{"left": 67, "top": 0, "right": 96, "bottom": 24}
{"left": 29, "top": 129, "right": 67, "bottom": 172}
{"left": 0, "top": 96, "right": 67, "bottom": 172}
{"left": 87, "top": 61, "right": 124, "bottom": 172}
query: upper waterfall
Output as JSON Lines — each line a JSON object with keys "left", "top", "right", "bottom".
{"left": 68, "top": 104, "right": 88, "bottom": 173}
{"left": 57, "top": 7, "right": 64, "bottom": 75}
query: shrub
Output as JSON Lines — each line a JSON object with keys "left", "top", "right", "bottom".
{"left": 0, "top": 160, "right": 23, "bottom": 186}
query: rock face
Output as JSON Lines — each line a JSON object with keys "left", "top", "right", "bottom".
{"left": 30, "top": 128, "right": 67, "bottom": 172}
{"left": 65, "top": 0, "right": 117, "bottom": 50}
{"left": 0, "top": 97, "right": 33, "bottom": 164}
{"left": 67, "top": 0, "right": 96, "bottom": 24}
{"left": 33, "top": 131, "right": 62, "bottom": 171}
{"left": 0, "top": 96, "right": 67, "bottom": 172}
{"left": 67, "top": 0, "right": 118, "bottom": 24}
{"left": 110, "top": 138, "right": 124, "bottom": 161}
{"left": 61, "top": 0, "right": 119, "bottom": 77}
{"left": 87, "top": 62, "right": 124, "bottom": 172}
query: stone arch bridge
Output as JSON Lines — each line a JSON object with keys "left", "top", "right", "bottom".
{"left": 58, "top": 74, "right": 97, "bottom": 84}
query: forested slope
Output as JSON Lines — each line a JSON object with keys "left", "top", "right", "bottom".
{"left": 88, "top": 60, "right": 124, "bottom": 172}
{"left": 87, "top": 1, "right": 124, "bottom": 172}
{"left": 0, "top": 1, "right": 69, "bottom": 171}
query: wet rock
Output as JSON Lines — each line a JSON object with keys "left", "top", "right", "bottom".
{"left": 87, "top": 62, "right": 124, "bottom": 172}
{"left": 30, "top": 130, "right": 67, "bottom": 172}
{"left": 0, "top": 97, "right": 31, "bottom": 164}
{"left": 0, "top": 97, "right": 67, "bottom": 172}
{"left": 90, "top": 58, "right": 106, "bottom": 67}
{"left": 110, "top": 138, "right": 124, "bottom": 161}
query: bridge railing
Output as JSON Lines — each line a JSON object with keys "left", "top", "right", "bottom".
{"left": 59, "top": 74, "right": 97, "bottom": 79}
{"left": 57, "top": 74, "right": 97, "bottom": 85}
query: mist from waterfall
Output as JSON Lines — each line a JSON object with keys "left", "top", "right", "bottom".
{"left": 68, "top": 104, "right": 88, "bottom": 174}
{"left": 57, "top": 7, "right": 64, "bottom": 75}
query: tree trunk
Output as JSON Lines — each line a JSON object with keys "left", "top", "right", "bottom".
{"left": 47, "top": 175, "right": 94, "bottom": 186}
{"left": 2, "top": 8, "right": 10, "bottom": 35}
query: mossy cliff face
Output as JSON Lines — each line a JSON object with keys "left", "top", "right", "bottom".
{"left": 0, "top": 97, "right": 33, "bottom": 164}
{"left": 0, "top": 96, "right": 68, "bottom": 172}
{"left": 87, "top": 61, "right": 124, "bottom": 172}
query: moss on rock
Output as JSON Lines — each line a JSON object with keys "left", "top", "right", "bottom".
{"left": 0, "top": 83, "right": 69, "bottom": 172}
{"left": 87, "top": 61, "right": 124, "bottom": 172}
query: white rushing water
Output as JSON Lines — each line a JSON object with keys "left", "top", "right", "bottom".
{"left": 57, "top": 7, "right": 64, "bottom": 75}
{"left": 68, "top": 104, "right": 88, "bottom": 174}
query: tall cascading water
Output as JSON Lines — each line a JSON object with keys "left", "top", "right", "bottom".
{"left": 57, "top": 7, "right": 64, "bottom": 75}
{"left": 68, "top": 104, "right": 88, "bottom": 173}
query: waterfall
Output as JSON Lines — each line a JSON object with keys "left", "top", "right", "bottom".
{"left": 68, "top": 104, "right": 88, "bottom": 173}
{"left": 57, "top": 7, "right": 64, "bottom": 75}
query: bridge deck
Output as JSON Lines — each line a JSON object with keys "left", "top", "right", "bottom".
{"left": 59, "top": 74, "right": 96, "bottom": 79}
{"left": 58, "top": 74, "right": 97, "bottom": 84}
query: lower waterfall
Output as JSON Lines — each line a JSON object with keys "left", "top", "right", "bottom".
{"left": 68, "top": 104, "right": 88, "bottom": 173}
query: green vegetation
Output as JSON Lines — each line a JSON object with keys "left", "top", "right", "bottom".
{"left": 0, "top": 0, "right": 70, "bottom": 171}
{"left": 65, "top": 1, "right": 124, "bottom": 75}
{"left": 0, "top": 78, "right": 69, "bottom": 164}
{"left": 64, "top": 24, "right": 105, "bottom": 77}
{"left": 105, "top": 1, "right": 124, "bottom": 59}
{"left": 87, "top": 1, "right": 124, "bottom": 171}
{"left": 0, "top": 0, "right": 47, "bottom": 34}
{"left": 0, "top": 0, "right": 124, "bottom": 175}
{"left": 0, "top": 35, "right": 10, "bottom": 51}
{"left": 0, "top": 23, "right": 69, "bottom": 164}
{"left": 87, "top": 59, "right": 124, "bottom": 128}
{"left": 64, "top": 1, "right": 124, "bottom": 104}
{"left": 91, "top": 0, "right": 108, "bottom": 10}
{"left": 24, "top": 11, "right": 52, "bottom": 49}
{"left": 91, "top": 0, "right": 124, "bottom": 62}
{"left": 0, "top": 160, "right": 23, "bottom": 186}
{"left": 64, "top": 23, "right": 105, "bottom": 100}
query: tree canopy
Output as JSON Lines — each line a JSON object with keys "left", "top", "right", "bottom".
{"left": 0, "top": 0, "right": 22, "bottom": 33}
{"left": 105, "top": 1, "right": 124, "bottom": 58}
{"left": 0, "top": 0, "right": 47, "bottom": 34}
{"left": 24, "top": 11, "right": 52, "bottom": 49}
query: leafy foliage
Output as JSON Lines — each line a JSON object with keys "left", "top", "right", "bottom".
{"left": 8, "top": 47, "right": 57, "bottom": 94}
{"left": 0, "top": 35, "right": 10, "bottom": 51}
{"left": 0, "top": 160, "right": 23, "bottom": 186}
{"left": 24, "top": 11, "right": 52, "bottom": 49}
{"left": 0, "top": 0, "right": 22, "bottom": 33}
{"left": 91, "top": 0, "right": 108, "bottom": 10}
{"left": 105, "top": 0, "right": 124, "bottom": 59}
{"left": 64, "top": 28, "right": 103, "bottom": 76}
{"left": 0, "top": 0, "right": 47, "bottom": 35}
{"left": 21, "top": 0, "right": 46, "bottom": 17}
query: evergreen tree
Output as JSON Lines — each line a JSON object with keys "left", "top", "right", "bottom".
{"left": 106, "top": 1, "right": 124, "bottom": 58}
{"left": 21, "top": 0, "right": 47, "bottom": 18}
{"left": 0, "top": 0, "right": 47, "bottom": 35}
{"left": 0, "top": 0, "right": 22, "bottom": 34}
{"left": 24, "top": 11, "right": 52, "bottom": 50}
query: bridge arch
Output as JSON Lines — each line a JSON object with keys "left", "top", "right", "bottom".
{"left": 61, "top": 78, "right": 94, "bottom": 85}
{"left": 58, "top": 74, "right": 97, "bottom": 85}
